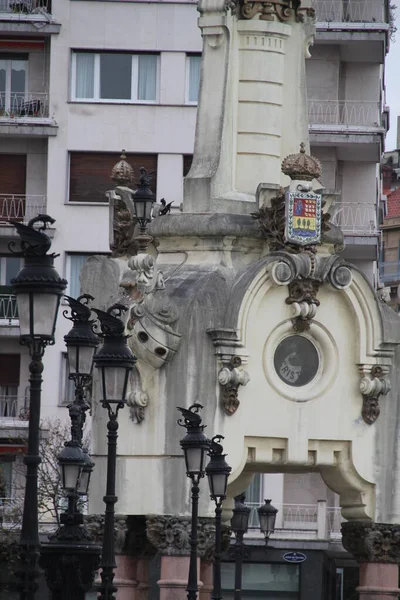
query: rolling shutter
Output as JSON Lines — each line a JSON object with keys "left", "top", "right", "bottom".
{"left": 0, "top": 355, "right": 20, "bottom": 386}
{"left": 69, "top": 152, "right": 158, "bottom": 203}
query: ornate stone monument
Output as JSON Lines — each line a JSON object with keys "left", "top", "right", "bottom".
{"left": 81, "top": 0, "right": 400, "bottom": 598}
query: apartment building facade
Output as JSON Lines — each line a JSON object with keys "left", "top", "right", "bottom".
{"left": 0, "top": 0, "right": 390, "bottom": 598}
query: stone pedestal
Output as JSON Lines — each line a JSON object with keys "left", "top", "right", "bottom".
{"left": 200, "top": 561, "right": 213, "bottom": 600}
{"left": 342, "top": 522, "right": 400, "bottom": 600}
{"left": 114, "top": 554, "right": 138, "bottom": 600}
{"left": 146, "top": 515, "right": 215, "bottom": 600}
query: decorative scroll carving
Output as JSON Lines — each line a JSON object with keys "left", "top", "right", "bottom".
{"left": 108, "top": 188, "right": 138, "bottom": 258}
{"left": 239, "top": 0, "right": 315, "bottom": 22}
{"left": 126, "top": 390, "right": 149, "bottom": 424}
{"left": 146, "top": 516, "right": 191, "bottom": 556}
{"left": 85, "top": 515, "right": 129, "bottom": 554}
{"left": 218, "top": 357, "right": 250, "bottom": 415}
{"left": 207, "top": 329, "right": 250, "bottom": 416}
{"left": 359, "top": 365, "right": 391, "bottom": 425}
{"left": 120, "top": 254, "right": 181, "bottom": 369}
{"left": 342, "top": 522, "right": 400, "bottom": 563}
{"left": 268, "top": 251, "right": 353, "bottom": 332}
{"left": 285, "top": 279, "right": 320, "bottom": 332}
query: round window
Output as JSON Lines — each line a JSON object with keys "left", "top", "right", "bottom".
{"left": 273, "top": 335, "right": 319, "bottom": 387}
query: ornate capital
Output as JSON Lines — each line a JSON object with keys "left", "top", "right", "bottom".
{"left": 145, "top": 516, "right": 217, "bottom": 558}
{"left": 85, "top": 514, "right": 129, "bottom": 554}
{"left": 342, "top": 522, "right": 400, "bottom": 563}
{"left": 359, "top": 365, "right": 391, "bottom": 425}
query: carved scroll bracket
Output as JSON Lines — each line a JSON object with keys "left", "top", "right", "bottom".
{"left": 359, "top": 365, "right": 391, "bottom": 425}
{"left": 267, "top": 252, "right": 353, "bottom": 332}
{"left": 207, "top": 328, "right": 250, "bottom": 416}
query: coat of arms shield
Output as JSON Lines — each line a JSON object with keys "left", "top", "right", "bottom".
{"left": 285, "top": 191, "right": 322, "bottom": 246}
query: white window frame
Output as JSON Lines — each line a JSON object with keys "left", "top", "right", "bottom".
{"left": 0, "top": 54, "right": 29, "bottom": 112}
{"left": 185, "top": 54, "right": 201, "bottom": 105}
{"left": 71, "top": 51, "right": 160, "bottom": 104}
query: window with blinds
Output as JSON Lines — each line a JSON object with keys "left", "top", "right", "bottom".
{"left": 68, "top": 152, "right": 158, "bottom": 203}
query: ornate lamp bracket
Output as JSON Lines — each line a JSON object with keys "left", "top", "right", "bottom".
{"left": 359, "top": 365, "right": 391, "bottom": 425}
{"left": 207, "top": 329, "right": 249, "bottom": 416}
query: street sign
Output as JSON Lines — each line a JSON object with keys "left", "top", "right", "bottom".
{"left": 283, "top": 552, "right": 307, "bottom": 563}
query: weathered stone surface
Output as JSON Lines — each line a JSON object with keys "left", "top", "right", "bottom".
{"left": 342, "top": 522, "right": 400, "bottom": 564}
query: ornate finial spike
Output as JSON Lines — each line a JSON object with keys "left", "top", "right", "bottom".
{"left": 121, "top": 149, "right": 126, "bottom": 158}
{"left": 300, "top": 142, "right": 306, "bottom": 154}
{"left": 281, "top": 143, "right": 322, "bottom": 181}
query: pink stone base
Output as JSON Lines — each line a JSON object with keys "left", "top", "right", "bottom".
{"left": 200, "top": 561, "right": 213, "bottom": 600}
{"left": 158, "top": 556, "right": 203, "bottom": 600}
{"left": 357, "top": 563, "right": 400, "bottom": 600}
{"left": 115, "top": 555, "right": 138, "bottom": 600}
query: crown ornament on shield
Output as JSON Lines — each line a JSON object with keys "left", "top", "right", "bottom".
{"left": 281, "top": 143, "right": 322, "bottom": 182}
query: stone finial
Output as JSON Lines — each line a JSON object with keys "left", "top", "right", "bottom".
{"left": 281, "top": 142, "right": 322, "bottom": 182}
{"left": 111, "top": 150, "right": 134, "bottom": 186}
{"left": 342, "top": 522, "right": 400, "bottom": 563}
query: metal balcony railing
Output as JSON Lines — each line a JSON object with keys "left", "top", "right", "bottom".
{"left": 330, "top": 202, "right": 378, "bottom": 235}
{"left": 0, "top": 294, "right": 18, "bottom": 323}
{"left": 0, "top": 92, "right": 49, "bottom": 119}
{"left": 0, "top": 194, "right": 47, "bottom": 225}
{"left": 311, "top": 0, "right": 386, "bottom": 23}
{"left": 308, "top": 100, "right": 381, "bottom": 128}
{"left": 0, "top": 0, "right": 51, "bottom": 15}
{"left": 247, "top": 502, "right": 344, "bottom": 540}
{"left": 379, "top": 261, "right": 400, "bottom": 284}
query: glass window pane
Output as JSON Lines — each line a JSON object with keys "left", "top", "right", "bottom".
{"left": 5, "top": 257, "right": 22, "bottom": 286}
{"left": 0, "top": 60, "right": 6, "bottom": 94}
{"left": 10, "top": 59, "right": 26, "bottom": 95}
{"left": 222, "top": 563, "right": 299, "bottom": 595}
{"left": 188, "top": 55, "right": 201, "bottom": 102}
{"left": 100, "top": 53, "right": 131, "bottom": 100}
{"left": 75, "top": 53, "right": 95, "bottom": 99}
{"left": 138, "top": 55, "right": 157, "bottom": 101}
{"left": 69, "top": 254, "right": 90, "bottom": 299}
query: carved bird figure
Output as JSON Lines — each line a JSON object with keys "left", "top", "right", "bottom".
{"left": 10, "top": 214, "right": 55, "bottom": 256}
{"left": 160, "top": 198, "right": 173, "bottom": 216}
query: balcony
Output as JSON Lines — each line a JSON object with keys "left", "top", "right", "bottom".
{"left": 330, "top": 202, "right": 378, "bottom": 236}
{"left": 247, "top": 502, "right": 344, "bottom": 541}
{"left": 0, "top": 0, "right": 60, "bottom": 35}
{"left": 0, "top": 395, "right": 29, "bottom": 419}
{"left": 308, "top": 100, "right": 381, "bottom": 129}
{"left": 0, "top": 194, "right": 47, "bottom": 228}
{"left": 0, "top": 294, "right": 18, "bottom": 325}
{"left": 312, "top": 0, "right": 386, "bottom": 24}
{"left": 0, "top": 92, "right": 57, "bottom": 135}
{"left": 379, "top": 261, "right": 400, "bottom": 285}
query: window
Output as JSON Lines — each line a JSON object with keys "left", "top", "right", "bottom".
{"left": 69, "top": 152, "right": 157, "bottom": 203}
{"left": 186, "top": 55, "right": 201, "bottom": 103}
{"left": 61, "top": 353, "right": 75, "bottom": 406}
{"left": 0, "top": 256, "right": 22, "bottom": 287}
{"left": 72, "top": 52, "right": 159, "bottom": 103}
{"left": 183, "top": 154, "right": 193, "bottom": 177}
{"left": 0, "top": 54, "right": 27, "bottom": 113}
{"left": 0, "top": 354, "right": 20, "bottom": 417}
{"left": 66, "top": 253, "right": 93, "bottom": 299}
{"left": 222, "top": 563, "right": 300, "bottom": 600}
{"left": 245, "top": 473, "right": 263, "bottom": 528}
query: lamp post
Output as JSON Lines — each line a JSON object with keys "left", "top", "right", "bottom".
{"left": 10, "top": 215, "right": 67, "bottom": 600}
{"left": 93, "top": 303, "right": 136, "bottom": 600}
{"left": 177, "top": 403, "right": 210, "bottom": 600}
{"left": 132, "top": 167, "right": 156, "bottom": 253}
{"left": 39, "top": 293, "right": 101, "bottom": 600}
{"left": 257, "top": 499, "right": 278, "bottom": 546}
{"left": 230, "top": 494, "right": 251, "bottom": 600}
{"left": 205, "top": 435, "right": 232, "bottom": 600}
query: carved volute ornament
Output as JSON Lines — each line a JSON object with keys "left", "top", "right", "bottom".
{"left": 285, "top": 278, "right": 320, "bottom": 333}
{"left": 359, "top": 365, "right": 391, "bottom": 425}
{"left": 218, "top": 356, "right": 250, "bottom": 415}
{"left": 342, "top": 522, "right": 400, "bottom": 564}
{"left": 238, "top": 0, "right": 315, "bottom": 22}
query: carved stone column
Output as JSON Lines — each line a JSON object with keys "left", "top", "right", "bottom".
{"left": 342, "top": 522, "right": 400, "bottom": 600}
{"left": 146, "top": 516, "right": 215, "bottom": 600}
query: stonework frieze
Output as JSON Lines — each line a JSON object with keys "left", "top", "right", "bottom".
{"left": 342, "top": 522, "right": 400, "bottom": 563}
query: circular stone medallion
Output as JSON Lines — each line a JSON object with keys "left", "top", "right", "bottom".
{"left": 273, "top": 335, "right": 319, "bottom": 387}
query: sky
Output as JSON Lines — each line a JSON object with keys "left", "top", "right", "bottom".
{"left": 385, "top": 9, "right": 400, "bottom": 150}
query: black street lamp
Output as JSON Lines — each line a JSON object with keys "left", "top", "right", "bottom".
{"left": 10, "top": 215, "right": 67, "bottom": 600}
{"left": 93, "top": 304, "right": 136, "bottom": 600}
{"left": 230, "top": 494, "right": 251, "bottom": 600}
{"left": 206, "top": 435, "right": 231, "bottom": 600}
{"left": 39, "top": 294, "right": 101, "bottom": 600}
{"left": 132, "top": 167, "right": 156, "bottom": 253}
{"left": 177, "top": 404, "right": 210, "bottom": 600}
{"left": 257, "top": 499, "right": 278, "bottom": 545}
